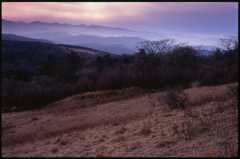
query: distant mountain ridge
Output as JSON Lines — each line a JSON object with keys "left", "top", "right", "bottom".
{"left": 2, "top": 19, "right": 166, "bottom": 40}
{"left": 2, "top": 19, "right": 219, "bottom": 45}
{"left": 22, "top": 32, "right": 73, "bottom": 41}
{"left": 2, "top": 19, "right": 218, "bottom": 54}
{"left": 54, "top": 34, "right": 145, "bottom": 49}
{"left": 2, "top": 33, "right": 215, "bottom": 56}
{"left": 1, "top": 33, "right": 138, "bottom": 55}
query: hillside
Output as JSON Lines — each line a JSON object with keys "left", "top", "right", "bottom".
{"left": 2, "top": 34, "right": 53, "bottom": 44}
{"left": 57, "top": 44, "right": 115, "bottom": 57}
{"left": 78, "top": 43, "right": 135, "bottom": 55}
{"left": 2, "top": 83, "right": 238, "bottom": 157}
{"left": 2, "top": 40, "right": 66, "bottom": 63}
{"left": 2, "top": 40, "right": 114, "bottom": 63}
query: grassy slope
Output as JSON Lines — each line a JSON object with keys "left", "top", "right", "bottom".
{"left": 2, "top": 83, "right": 238, "bottom": 157}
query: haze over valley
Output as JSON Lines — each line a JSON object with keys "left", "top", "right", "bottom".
{"left": 2, "top": 19, "right": 221, "bottom": 55}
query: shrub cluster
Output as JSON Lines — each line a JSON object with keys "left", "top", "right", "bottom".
{"left": 160, "top": 85, "right": 187, "bottom": 110}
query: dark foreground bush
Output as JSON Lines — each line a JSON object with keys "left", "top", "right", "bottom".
{"left": 160, "top": 85, "right": 187, "bottom": 110}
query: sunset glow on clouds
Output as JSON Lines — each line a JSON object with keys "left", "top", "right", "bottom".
{"left": 2, "top": 2, "right": 157, "bottom": 23}
{"left": 2, "top": 2, "right": 238, "bottom": 37}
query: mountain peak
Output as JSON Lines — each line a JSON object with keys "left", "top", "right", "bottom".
{"left": 76, "top": 24, "right": 86, "bottom": 27}
{"left": 17, "top": 21, "right": 26, "bottom": 24}
{"left": 30, "top": 21, "right": 42, "bottom": 24}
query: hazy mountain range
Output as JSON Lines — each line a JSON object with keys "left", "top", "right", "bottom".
{"left": 2, "top": 19, "right": 217, "bottom": 55}
{"left": 2, "top": 19, "right": 166, "bottom": 39}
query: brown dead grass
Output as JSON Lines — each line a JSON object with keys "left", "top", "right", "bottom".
{"left": 138, "top": 122, "right": 152, "bottom": 135}
{"left": 51, "top": 146, "right": 59, "bottom": 153}
{"left": 190, "top": 81, "right": 201, "bottom": 88}
{"left": 2, "top": 83, "right": 238, "bottom": 157}
{"left": 59, "top": 46, "right": 98, "bottom": 55}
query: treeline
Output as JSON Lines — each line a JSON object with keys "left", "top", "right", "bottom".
{"left": 2, "top": 40, "right": 66, "bottom": 63}
{"left": 2, "top": 36, "right": 238, "bottom": 112}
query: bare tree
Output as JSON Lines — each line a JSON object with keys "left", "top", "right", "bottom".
{"left": 217, "top": 35, "right": 238, "bottom": 51}
{"left": 216, "top": 35, "right": 238, "bottom": 81}
{"left": 168, "top": 43, "right": 198, "bottom": 82}
{"left": 135, "top": 39, "right": 175, "bottom": 88}
{"left": 135, "top": 50, "right": 149, "bottom": 84}
{"left": 199, "top": 35, "right": 238, "bottom": 84}
{"left": 35, "top": 75, "right": 52, "bottom": 100}
{"left": 2, "top": 79, "right": 17, "bottom": 111}
{"left": 41, "top": 51, "right": 82, "bottom": 85}
{"left": 80, "top": 69, "right": 100, "bottom": 91}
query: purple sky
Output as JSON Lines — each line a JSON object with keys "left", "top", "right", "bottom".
{"left": 2, "top": 2, "right": 238, "bottom": 38}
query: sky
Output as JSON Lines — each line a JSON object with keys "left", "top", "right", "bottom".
{"left": 2, "top": 2, "right": 238, "bottom": 38}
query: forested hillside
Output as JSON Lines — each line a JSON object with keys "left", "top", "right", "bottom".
{"left": 2, "top": 36, "right": 238, "bottom": 112}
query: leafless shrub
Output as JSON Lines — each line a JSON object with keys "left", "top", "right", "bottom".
{"left": 112, "top": 135, "right": 125, "bottom": 142}
{"left": 226, "top": 85, "right": 238, "bottom": 103}
{"left": 51, "top": 146, "right": 59, "bottom": 153}
{"left": 160, "top": 85, "right": 187, "bottom": 110}
{"left": 115, "top": 125, "right": 127, "bottom": 134}
{"left": 181, "top": 107, "right": 210, "bottom": 141}
{"left": 155, "top": 139, "right": 175, "bottom": 148}
{"left": 59, "top": 139, "right": 68, "bottom": 146}
{"left": 31, "top": 117, "right": 38, "bottom": 121}
{"left": 182, "top": 119, "right": 205, "bottom": 140}
{"left": 148, "top": 100, "right": 156, "bottom": 116}
{"left": 214, "top": 101, "right": 226, "bottom": 113}
{"left": 127, "top": 141, "right": 142, "bottom": 151}
{"left": 190, "top": 81, "right": 201, "bottom": 88}
{"left": 139, "top": 122, "right": 151, "bottom": 135}
{"left": 186, "top": 145, "right": 217, "bottom": 157}
{"left": 190, "top": 81, "right": 200, "bottom": 88}
{"left": 2, "top": 123, "right": 13, "bottom": 131}
{"left": 96, "top": 153, "right": 108, "bottom": 157}
{"left": 172, "top": 123, "right": 179, "bottom": 135}
{"left": 184, "top": 109, "right": 203, "bottom": 122}
{"left": 183, "top": 108, "right": 208, "bottom": 132}
{"left": 53, "top": 136, "right": 61, "bottom": 144}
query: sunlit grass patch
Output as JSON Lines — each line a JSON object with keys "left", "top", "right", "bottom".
{"left": 71, "top": 86, "right": 145, "bottom": 100}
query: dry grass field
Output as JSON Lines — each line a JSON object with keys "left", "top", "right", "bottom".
{"left": 59, "top": 46, "right": 109, "bottom": 56}
{"left": 2, "top": 83, "right": 238, "bottom": 157}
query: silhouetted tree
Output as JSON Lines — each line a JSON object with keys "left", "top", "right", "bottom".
{"left": 81, "top": 70, "right": 99, "bottom": 91}
{"left": 217, "top": 35, "right": 238, "bottom": 81}
{"left": 168, "top": 43, "right": 197, "bottom": 83}
{"left": 41, "top": 51, "right": 82, "bottom": 84}
{"left": 123, "top": 57, "right": 130, "bottom": 64}
{"left": 96, "top": 56, "right": 103, "bottom": 65}
{"left": 135, "top": 39, "right": 175, "bottom": 88}
{"left": 40, "top": 54, "right": 56, "bottom": 77}
{"left": 2, "top": 79, "right": 17, "bottom": 110}
{"left": 103, "top": 54, "right": 118, "bottom": 66}
{"left": 15, "top": 69, "right": 30, "bottom": 82}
